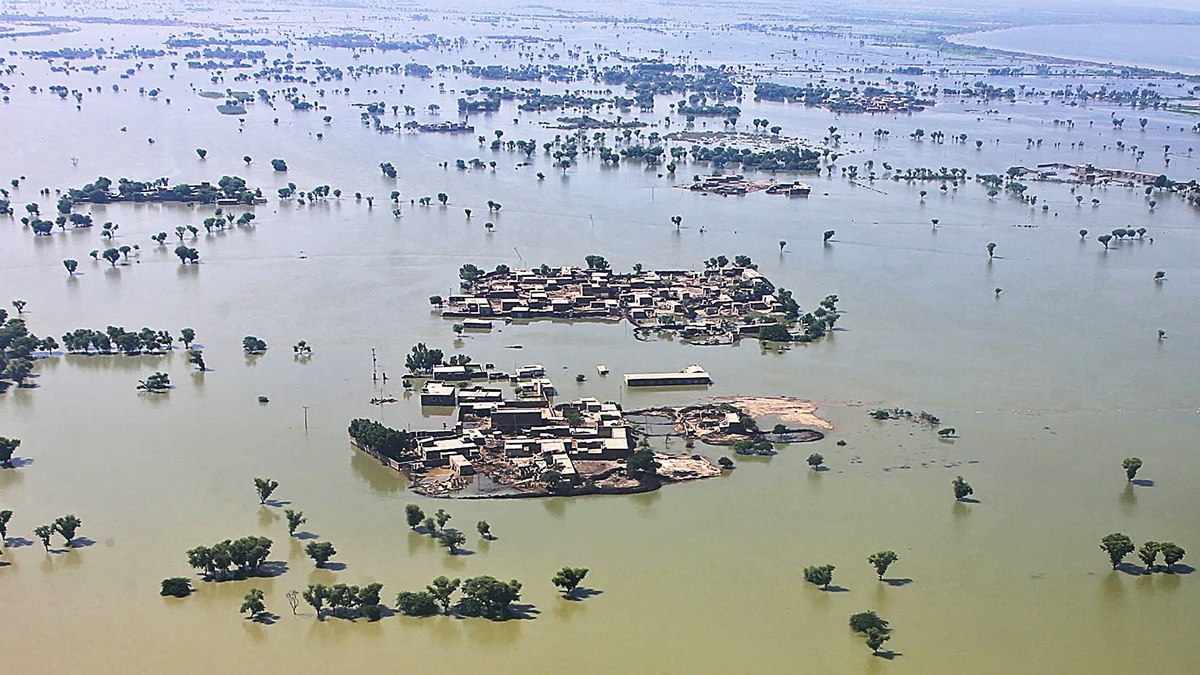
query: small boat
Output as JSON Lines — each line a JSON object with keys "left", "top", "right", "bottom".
{"left": 505, "top": 344, "right": 523, "bottom": 349}
{"left": 597, "top": 364, "right": 609, "bottom": 375}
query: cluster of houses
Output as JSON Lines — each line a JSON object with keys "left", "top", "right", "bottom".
{"left": 683, "top": 174, "right": 812, "bottom": 196}
{"left": 443, "top": 264, "right": 791, "bottom": 345}
{"left": 1020, "top": 163, "right": 1165, "bottom": 186}
{"left": 407, "top": 378, "right": 638, "bottom": 488}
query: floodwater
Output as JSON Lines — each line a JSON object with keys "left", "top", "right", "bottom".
{"left": 2, "top": 8, "right": 1199, "bottom": 674}
{"left": 952, "top": 23, "right": 1200, "bottom": 75}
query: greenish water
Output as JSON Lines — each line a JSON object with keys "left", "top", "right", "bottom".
{"left": 1, "top": 7, "right": 1199, "bottom": 674}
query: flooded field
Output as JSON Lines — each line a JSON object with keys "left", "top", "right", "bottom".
{"left": 2, "top": 2, "right": 1199, "bottom": 673}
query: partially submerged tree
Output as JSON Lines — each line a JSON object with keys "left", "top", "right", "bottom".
{"left": 305, "top": 541, "right": 336, "bottom": 568}
{"left": 952, "top": 476, "right": 973, "bottom": 501}
{"left": 552, "top": 566, "right": 589, "bottom": 596}
{"left": 427, "top": 576, "right": 460, "bottom": 613}
{"left": 254, "top": 477, "right": 279, "bottom": 504}
{"left": 803, "top": 564, "right": 835, "bottom": 590}
{"left": 160, "top": 577, "right": 192, "bottom": 597}
{"left": 405, "top": 504, "right": 425, "bottom": 530}
{"left": 868, "top": 551, "right": 899, "bottom": 580}
{"left": 52, "top": 514, "right": 82, "bottom": 546}
{"left": 285, "top": 509, "right": 306, "bottom": 536}
{"left": 1100, "top": 533, "right": 1135, "bottom": 569}
{"left": 240, "top": 588, "right": 267, "bottom": 620}
{"left": 1122, "top": 457, "right": 1143, "bottom": 482}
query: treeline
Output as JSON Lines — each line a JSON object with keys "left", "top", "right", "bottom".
{"left": 1, "top": 311, "right": 55, "bottom": 388}
{"left": 347, "top": 418, "right": 416, "bottom": 461}
{"left": 61, "top": 326, "right": 175, "bottom": 354}
{"left": 185, "top": 536, "right": 274, "bottom": 581}
{"left": 58, "top": 175, "right": 262, "bottom": 212}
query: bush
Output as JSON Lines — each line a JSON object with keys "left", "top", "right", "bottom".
{"left": 161, "top": 577, "right": 192, "bottom": 597}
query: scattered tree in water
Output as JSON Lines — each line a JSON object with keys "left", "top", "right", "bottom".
{"left": 439, "top": 528, "right": 466, "bottom": 553}
{"left": 52, "top": 514, "right": 82, "bottom": 546}
{"left": 271, "top": 159, "right": 288, "bottom": 172}
{"left": 243, "top": 336, "right": 267, "bottom": 353}
{"left": 803, "top": 564, "right": 835, "bottom": 590}
{"left": 405, "top": 504, "right": 425, "bottom": 531}
{"left": 240, "top": 588, "right": 267, "bottom": 620}
{"left": 1100, "top": 533, "right": 1135, "bottom": 569}
{"left": 137, "top": 372, "right": 171, "bottom": 393}
{"left": 1122, "top": 457, "right": 1142, "bottom": 482}
{"left": 160, "top": 577, "right": 192, "bottom": 597}
{"left": 63, "top": 259, "right": 78, "bottom": 275}
{"left": 477, "top": 520, "right": 492, "bottom": 539}
{"left": 0, "top": 437, "right": 20, "bottom": 468}
{"left": 552, "top": 566, "right": 589, "bottom": 596}
{"left": 1138, "top": 541, "right": 1160, "bottom": 571}
{"left": 187, "top": 350, "right": 206, "bottom": 372}
{"left": 305, "top": 541, "right": 337, "bottom": 568}
{"left": 868, "top": 551, "right": 899, "bottom": 580}
{"left": 806, "top": 453, "right": 824, "bottom": 470}
{"left": 0, "top": 509, "right": 13, "bottom": 539}
{"left": 952, "top": 476, "right": 973, "bottom": 501}
{"left": 33, "top": 524, "right": 53, "bottom": 549}
{"left": 1159, "top": 542, "right": 1186, "bottom": 571}
{"left": 285, "top": 509, "right": 305, "bottom": 536}
{"left": 186, "top": 536, "right": 273, "bottom": 580}
{"left": 254, "top": 477, "right": 279, "bottom": 504}
{"left": 849, "top": 610, "right": 889, "bottom": 634}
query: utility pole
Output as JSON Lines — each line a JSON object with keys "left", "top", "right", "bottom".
{"left": 302, "top": 406, "right": 309, "bottom": 432}
{"left": 372, "top": 348, "right": 378, "bottom": 382}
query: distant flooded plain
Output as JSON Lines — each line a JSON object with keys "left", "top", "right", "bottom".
{"left": 1, "top": 10, "right": 1199, "bottom": 674}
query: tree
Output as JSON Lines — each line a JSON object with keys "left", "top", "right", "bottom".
{"left": 865, "top": 627, "right": 891, "bottom": 654}
{"left": 271, "top": 159, "right": 288, "bottom": 172}
{"left": 849, "top": 611, "right": 889, "bottom": 634}
{"left": 160, "top": 577, "right": 192, "bottom": 597}
{"left": 179, "top": 328, "right": 196, "bottom": 348}
{"left": 102, "top": 248, "right": 121, "bottom": 266}
{"left": 986, "top": 242, "right": 997, "bottom": 258}
{"left": 63, "top": 259, "right": 78, "bottom": 275}
{"left": 552, "top": 567, "right": 589, "bottom": 596}
{"left": 187, "top": 350, "right": 206, "bottom": 372}
{"left": 243, "top": 336, "right": 267, "bottom": 353}
{"left": 380, "top": 162, "right": 397, "bottom": 178}
{"left": 1100, "top": 533, "right": 1135, "bottom": 569}
{"left": 627, "top": 448, "right": 660, "bottom": 477}
{"left": 303, "top": 584, "right": 329, "bottom": 618}
{"left": 196, "top": 148, "right": 207, "bottom": 159}
{"left": 405, "top": 504, "right": 425, "bottom": 530}
{"left": 477, "top": 520, "right": 492, "bottom": 539}
{"left": 0, "top": 509, "right": 12, "bottom": 539}
{"left": 0, "top": 437, "right": 20, "bottom": 467}
{"left": 1122, "top": 457, "right": 1142, "bottom": 482}
{"left": 427, "top": 576, "right": 460, "bottom": 613}
{"left": 584, "top": 254, "right": 610, "bottom": 271}
{"left": 53, "top": 514, "right": 82, "bottom": 546}
{"left": 305, "top": 541, "right": 337, "bottom": 568}
{"left": 34, "top": 525, "right": 53, "bottom": 549}
{"left": 439, "top": 528, "right": 466, "bottom": 553}
{"left": 1159, "top": 542, "right": 1186, "bottom": 571}
{"left": 759, "top": 323, "right": 791, "bottom": 342}
{"left": 285, "top": 509, "right": 306, "bottom": 536}
{"left": 458, "top": 263, "right": 484, "bottom": 284}
{"left": 803, "top": 564, "right": 835, "bottom": 590}
{"left": 395, "top": 590, "right": 439, "bottom": 617}
{"left": 254, "top": 477, "right": 279, "bottom": 505}
{"left": 823, "top": 229, "right": 835, "bottom": 242}
{"left": 422, "top": 516, "right": 437, "bottom": 534}
{"left": 952, "top": 476, "right": 973, "bottom": 501}
{"left": 806, "top": 453, "right": 824, "bottom": 470}
{"left": 1137, "top": 541, "right": 1160, "bottom": 571}
{"left": 405, "top": 343, "right": 444, "bottom": 374}
{"left": 456, "top": 576, "right": 522, "bottom": 620}
{"left": 1099, "top": 234, "right": 1113, "bottom": 250}
{"left": 3, "top": 360, "right": 32, "bottom": 387}
{"left": 240, "top": 588, "right": 267, "bottom": 620}
{"left": 868, "top": 551, "right": 899, "bottom": 580}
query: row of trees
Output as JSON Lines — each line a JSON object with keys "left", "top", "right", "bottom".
{"left": 186, "top": 536, "right": 274, "bottom": 580}
{"left": 31, "top": 515, "right": 83, "bottom": 549}
{"left": 1100, "top": 534, "right": 1186, "bottom": 572}
{"left": 804, "top": 550, "right": 902, "bottom": 590}
{"left": 396, "top": 575, "right": 523, "bottom": 620}
{"left": 303, "top": 582, "right": 384, "bottom": 620}
{"left": 60, "top": 325, "right": 175, "bottom": 355}
{"left": 348, "top": 418, "right": 416, "bottom": 461}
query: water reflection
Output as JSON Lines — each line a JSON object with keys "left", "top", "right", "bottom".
{"left": 1119, "top": 483, "right": 1137, "bottom": 515}
{"left": 1099, "top": 571, "right": 1126, "bottom": 608}
{"left": 952, "top": 501, "right": 971, "bottom": 521}
{"left": 350, "top": 450, "right": 406, "bottom": 495}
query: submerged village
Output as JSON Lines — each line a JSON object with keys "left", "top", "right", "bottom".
{"left": 348, "top": 258, "right": 839, "bottom": 498}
